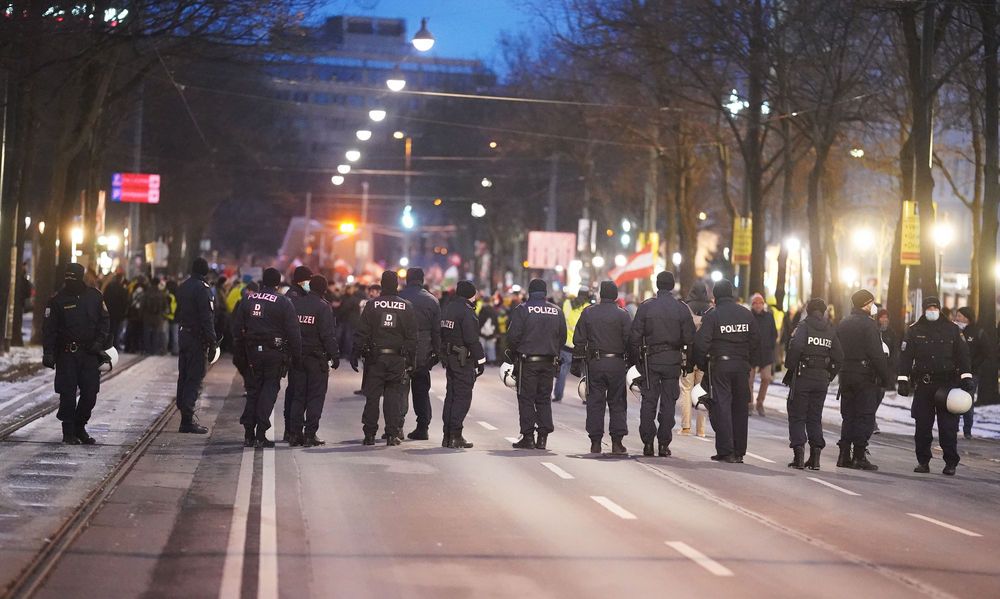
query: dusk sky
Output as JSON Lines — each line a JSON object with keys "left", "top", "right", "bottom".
{"left": 324, "top": 0, "right": 541, "bottom": 75}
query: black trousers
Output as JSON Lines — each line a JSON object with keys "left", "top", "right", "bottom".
{"left": 288, "top": 354, "right": 330, "bottom": 435}
{"left": 587, "top": 358, "right": 629, "bottom": 440}
{"left": 241, "top": 347, "right": 286, "bottom": 437}
{"left": 176, "top": 330, "right": 206, "bottom": 421}
{"left": 443, "top": 359, "right": 476, "bottom": 436}
{"left": 912, "top": 382, "right": 960, "bottom": 467}
{"left": 707, "top": 361, "right": 750, "bottom": 457}
{"left": 788, "top": 375, "right": 828, "bottom": 449}
{"left": 638, "top": 364, "right": 678, "bottom": 445}
{"left": 362, "top": 355, "right": 408, "bottom": 436}
{"left": 517, "top": 360, "right": 557, "bottom": 435}
{"left": 282, "top": 364, "right": 298, "bottom": 432}
{"left": 410, "top": 367, "right": 433, "bottom": 430}
{"left": 838, "top": 373, "right": 879, "bottom": 451}
{"left": 55, "top": 351, "right": 100, "bottom": 427}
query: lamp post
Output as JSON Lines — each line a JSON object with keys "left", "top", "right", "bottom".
{"left": 933, "top": 221, "right": 953, "bottom": 295}
{"left": 412, "top": 18, "right": 435, "bottom": 52}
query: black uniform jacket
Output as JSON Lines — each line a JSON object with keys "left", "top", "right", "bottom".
{"left": 440, "top": 298, "right": 485, "bottom": 365}
{"left": 290, "top": 290, "right": 339, "bottom": 359}
{"left": 232, "top": 286, "right": 303, "bottom": 363}
{"left": 505, "top": 291, "right": 566, "bottom": 357}
{"left": 43, "top": 283, "right": 111, "bottom": 355}
{"left": 399, "top": 283, "right": 442, "bottom": 368}
{"left": 176, "top": 274, "right": 218, "bottom": 347}
{"left": 899, "top": 316, "right": 971, "bottom": 380}
{"left": 836, "top": 308, "right": 891, "bottom": 384}
{"left": 692, "top": 297, "right": 760, "bottom": 370}
{"left": 573, "top": 299, "right": 632, "bottom": 358}
{"left": 355, "top": 292, "right": 418, "bottom": 364}
{"left": 785, "top": 313, "right": 844, "bottom": 382}
{"left": 628, "top": 291, "right": 695, "bottom": 367}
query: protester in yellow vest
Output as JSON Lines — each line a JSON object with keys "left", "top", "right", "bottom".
{"left": 554, "top": 287, "right": 592, "bottom": 403}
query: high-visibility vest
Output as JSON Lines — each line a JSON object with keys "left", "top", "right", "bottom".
{"left": 562, "top": 299, "right": 587, "bottom": 347}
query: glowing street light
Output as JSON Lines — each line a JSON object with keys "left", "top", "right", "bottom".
{"left": 933, "top": 222, "right": 954, "bottom": 248}
{"left": 620, "top": 233, "right": 631, "bottom": 248}
{"left": 386, "top": 67, "right": 406, "bottom": 92}
{"left": 368, "top": 109, "right": 387, "bottom": 122}
{"left": 711, "top": 270, "right": 723, "bottom": 282}
{"left": 481, "top": 177, "right": 493, "bottom": 188}
{"left": 840, "top": 267, "right": 858, "bottom": 286}
{"left": 345, "top": 149, "right": 361, "bottom": 162}
{"left": 698, "top": 211, "right": 707, "bottom": 221}
{"left": 400, "top": 256, "right": 410, "bottom": 267}
{"left": 411, "top": 17, "right": 435, "bottom": 52}
{"left": 337, "top": 164, "right": 351, "bottom": 175}
{"left": 355, "top": 129, "right": 372, "bottom": 141}
{"left": 785, "top": 236, "right": 801, "bottom": 252}
{"left": 393, "top": 130, "right": 405, "bottom": 140}
{"left": 591, "top": 255, "right": 606, "bottom": 269}
{"left": 401, "top": 205, "right": 415, "bottom": 230}
{"left": 672, "top": 252, "right": 682, "bottom": 266}
{"left": 470, "top": 203, "right": 486, "bottom": 218}
{"left": 620, "top": 218, "right": 631, "bottom": 233}
{"left": 339, "top": 222, "right": 356, "bottom": 234}
{"left": 849, "top": 148, "right": 865, "bottom": 158}
{"left": 70, "top": 227, "right": 84, "bottom": 245}
{"left": 331, "top": 175, "right": 345, "bottom": 186}
{"left": 852, "top": 227, "right": 875, "bottom": 251}
{"left": 106, "top": 234, "right": 120, "bottom": 251}
{"left": 614, "top": 254, "right": 628, "bottom": 267}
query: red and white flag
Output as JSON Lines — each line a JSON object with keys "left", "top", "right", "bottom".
{"left": 608, "top": 245, "right": 654, "bottom": 287}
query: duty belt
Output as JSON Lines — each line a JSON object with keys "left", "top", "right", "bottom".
{"left": 521, "top": 354, "right": 556, "bottom": 363}
{"left": 647, "top": 343, "right": 681, "bottom": 355}
{"left": 62, "top": 341, "right": 81, "bottom": 353}
{"left": 592, "top": 352, "right": 625, "bottom": 360}
{"left": 376, "top": 347, "right": 402, "bottom": 355}
{"left": 447, "top": 344, "right": 470, "bottom": 357}
{"left": 915, "top": 372, "right": 954, "bottom": 385}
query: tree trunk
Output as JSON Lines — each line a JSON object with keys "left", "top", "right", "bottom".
{"left": 887, "top": 135, "right": 914, "bottom": 340}
{"left": 912, "top": 2, "right": 939, "bottom": 295}
{"left": 808, "top": 146, "right": 829, "bottom": 299}
{"left": 969, "top": 99, "right": 984, "bottom": 314}
{"left": 745, "top": 0, "right": 767, "bottom": 296}
{"left": 976, "top": 0, "right": 999, "bottom": 405}
{"left": 775, "top": 112, "right": 795, "bottom": 311}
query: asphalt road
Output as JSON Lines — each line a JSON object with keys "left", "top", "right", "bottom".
{"left": 25, "top": 363, "right": 1000, "bottom": 599}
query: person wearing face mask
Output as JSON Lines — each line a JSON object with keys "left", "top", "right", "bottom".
{"left": 953, "top": 307, "right": 987, "bottom": 439}
{"left": 280, "top": 265, "right": 312, "bottom": 441}
{"left": 835, "top": 289, "right": 891, "bottom": 470}
{"left": 873, "top": 309, "right": 899, "bottom": 434}
{"left": 896, "top": 297, "right": 974, "bottom": 475}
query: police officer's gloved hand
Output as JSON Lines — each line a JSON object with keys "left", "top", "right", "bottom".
{"left": 43, "top": 354, "right": 56, "bottom": 369}
{"left": 960, "top": 377, "right": 975, "bottom": 394}
{"left": 88, "top": 340, "right": 105, "bottom": 354}
{"left": 428, "top": 353, "right": 439, "bottom": 369}
{"left": 682, "top": 363, "right": 695, "bottom": 376}
{"left": 476, "top": 363, "right": 485, "bottom": 378}
{"left": 569, "top": 358, "right": 582, "bottom": 378}
{"left": 781, "top": 370, "right": 793, "bottom": 387}
{"left": 350, "top": 354, "right": 360, "bottom": 372}
{"left": 330, "top": 355, "right": 340, "bottom": 370}
{"left": 896, "top": 378, "right": 911, "bottom": 397}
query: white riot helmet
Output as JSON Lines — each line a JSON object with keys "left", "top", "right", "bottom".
{"left": 626, "top": 366, "right": 642, "bottom": 399}
{"left": 578, "top": 376, "right": 589, "bottom": 402}
{"left": 98, "top": 346, "right": 119, "bottom": 374}
{"left": 208, "top": 345, "right": 221, "bottom": 365}
{"left": 499, "top": 362, "right": 517, "bottom": 389}
{"left": 946, "top": 388, "right": 973, "bottom": 415}
{"left": 691, "top": 379, "right": 710, "bottom": 411}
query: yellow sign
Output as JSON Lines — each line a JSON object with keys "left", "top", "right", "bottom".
{"left": 900, "top": 200, "right": 920, "bottom": 266}
{"left": 733, "top": 217, "right": 752, "bottom": 266}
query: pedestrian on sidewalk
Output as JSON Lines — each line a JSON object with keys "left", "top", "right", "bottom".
{"left": 693, "top": 279, "right": 759, "bottom": 464}
{"left": 175, "top": 258, "right": 218, "bottom": 434}
{"left": 782, "top": 298, "right": 843, "bottom": 470}
{"left": 439, "top": 280, "right": 486, "bottom": 449}
{"left": 954, "top": 306, "right": 988, "bottom": 440}
{"left": 680, "top": 280, "right": 710, "bottom": 438}
{"left": 897, "top": 297, "right": 974, "bottom": 476}
{"left": 42, "top": 263, "right": 112, "bottom": 445}
{"left": 749, "top": 293, "right": 777, "bottom": 417}
{"left": 835, "top": 289, "right": 891, "bottom": 470}
{"left": 287, "top": 274, "right": 339, "bottom": 447}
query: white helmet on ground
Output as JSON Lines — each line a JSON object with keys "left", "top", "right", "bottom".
{"left": 578, "top": 376, "right": 588, "bottom": 402}
{"left": 500, "top": 362, "right": 517, "bottom": 389}
{"left": 626, "top": 366, "right": 642, "bottom": 398}
{"left": 98, "top": 346, "right": 119, "bottom": 374}
{"left": 946, "top": 388, "right": 973, "bottom": 415}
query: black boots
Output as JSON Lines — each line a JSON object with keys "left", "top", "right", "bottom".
{"left": 179, "top": 418, "right": 208, "bottom": 434}
{"left": 62, "top": 422, "right": 81, "bottom": 445}
{"left": 512, "top": 433, "right": 535, "bottom": 449}
{"left": 75, "top": 423, "right": 96, "bottom": 445}
{"left": 255, "top": 425, "right": 274, "bottom": 448}
{"left": 611, "top": 437, "right": 627, "bottom": 456}
{"left": 244, "top": 425, "right": 255, "bottom": 447}
{"left": 836, "top": 444, "right": 853, "bottom": 468}
{"left": 442, "top": 429, "right": 451, "bottom": 448}
{"left": 288, "top": 431, "right": 304, "bottom": 447}
{"left": 807, "top": 447, "right": 821, "bottom": 470}
{"left": 643, "top": 442, "right": 654, "bottom": 457}
{"left": 363, "top": 433, "right": 376, "bottom": 446}
{"left": 386, "top": 434, "right": 402, "bottom": 446}
{"left": 534, "top": 433, "right": 548, "bottom": 450}
{"left": 407, "top": 428, "right": 429, "bottom": 441}
{"left": 788, "top": 446, "right": 805, "bottom": 470}
{"left": 303, "top": 433, "right": 325, "bottom": 447}
{"left": 942, "top": 464, "right": 957, "bottom": 476}
{"left": 658, "top": 443, "right": 670, "bottom": 457}
{"left": 851, "top": 446, "right": 878, "bottom": 471}
{"left": 913, "top": 463, "right": 930, "bottom": 473}
{"left": 590, "top": 439, "right": 603, "bottom": 454}
{"left": 449, "top": 434, "right": 474, "bottom": 449}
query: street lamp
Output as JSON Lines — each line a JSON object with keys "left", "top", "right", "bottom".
{"left": 591, "top": 255, "right": 606, "bottom": 269}
{"left": 401, "top": 205, "right": 415, "bottom": 230}
{"left": 672, "top": 252, "right": 682, "bottom": 267}
{"left": 331, "top": 175, "right": 345, "bottom": 186}
{"left": 345, "top": 149, "right": 361, "bottom": 162}
{"left": 386, "top": 67, "right": 406, "bottom": 92}
{"left": 470, "top": 203, "right": 486, "bottom": 218}
{"left": 840, "top": 267, "right": 858, "bottom": 287}
{"left": 393, "top": 130, "right": 405, "bottom": 140}
{"left": 337, "top": 164, "right": 351, "bottom": 174}
{"left": 934, "top": 221, "right": 954, "bottom": 292}
{"left": 852, "top": 227, "right": 875, "bottom": 251}
{"left": 411, "top": 17, "right": 435, "bottom": 52}
{"left": 368, "top": 108, "right": 387, "bottom": 122}
{"left": 400, "top": 256, "right": 410, "bottom": 267}
{"left": 355, "top": 129, "right": 372, "bottom": 141}
{"left": 480, "top": 177, "right": 493, "bottom": 188}
{"left": 614, "top": 254, "right": 628, "bottom": 267}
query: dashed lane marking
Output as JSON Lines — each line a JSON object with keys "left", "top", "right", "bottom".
{"left": 907, "top": 513, "right": 982, "bottom": 538}
{"left": 807, "top": 477, "right": 861, "bottom": 496}
{"left": 477, "top": 421, "right": 498, "bottom": 431}
{"left": 590, "top": 496, "right": 637, "bottom": 520}
{"left": 259, "top": 444, "right": 279, "bottom": 599}
{"left": 692, "top": 435, "right": 712, "bottom": 443}
{"left": 665, "top": 541, "right": 734, "bottom": 577}
{"left": 218, "top": 447, "right": 254, "bottom": 599}
{"left": 540, "top": 462, "right": 574, "bottom": 479}
{"left": 744, "top": 452, "right": 776, "bottom": 464}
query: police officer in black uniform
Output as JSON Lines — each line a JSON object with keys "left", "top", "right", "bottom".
{"left": 506, "top": 278, "right": 566, "bottom": 450}
{"left": 232, "top": 267, "right": 302, "bottom": 448}
{"left": 352, "top": 270, "right": 418, "bottom": 446}
{"left": 288, "top": 274, "right": 339, "bottom": 447}
{"left": 439, "top": 280, "right": 486, "bottom": 449}
{"left": 693, "top": 279, "right": 759, "bottom": 463}
{"left": 574, "top": 280, "right": 633, "bottom": 455}
{"left": 782, "top": 298, "right": 843, "bottom": 470}
{"left": 835, "top": 289, "right": 891, "bottom": 470}
{"left": 399, "top": 267, "right": 442, "bottom": 440}
{"left": 175, "top": 257, "right": 218, "bottom": 434}
{"left": 42, "top": 263, "right": 112, "bottom": 444}
{"left": 628, "top": 272, "right": 695, "bottom": 458}
{"left": 896, "top": 296, "right": 974, "bottom": 476}
{"left": 281, "top": 265, "right": 312, "bottom": 440}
